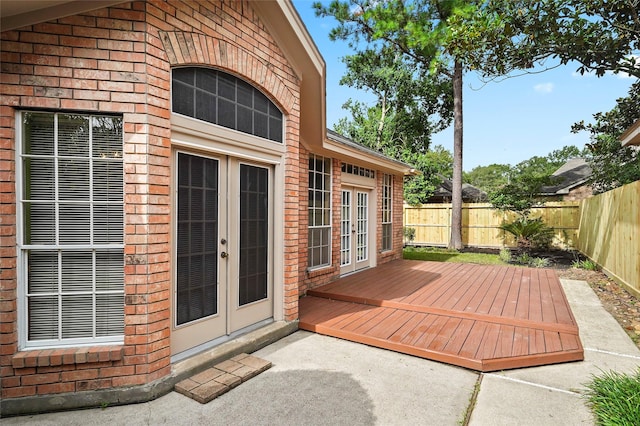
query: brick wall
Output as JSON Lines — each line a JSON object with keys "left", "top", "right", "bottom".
{"left": 0, "top": 0, "right": 301, "bottom": 400}
{"left": 299, "top": 157, "right": 405, "bottom": 295}
{"left": 376, "top": 172, "right": 404, "bottom": 266}
{"left": 298, "top": 153, "right": 342, "bottom": 296}
{"left": 563, "top": 184, "right": 593, "bottom": 201}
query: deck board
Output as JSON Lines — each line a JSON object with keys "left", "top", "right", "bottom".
{"left": 299, "top": 260, "right": 584, "bottom": 372}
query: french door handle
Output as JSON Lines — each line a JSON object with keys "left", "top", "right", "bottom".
{"left": 220, "top": 251, "right": 228, "bottom": 259}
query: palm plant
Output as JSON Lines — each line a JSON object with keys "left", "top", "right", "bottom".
{"left": 499, "top": 217, "right": 554, "bottom": 251}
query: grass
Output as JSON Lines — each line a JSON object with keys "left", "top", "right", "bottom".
{"left": 584, "top": 369, "right": 640, "bottom": 426}
{"left": 403, "top": 247, "right": 506, "bottom": 265}
{"left": 572, "top": 258, "right": 599, "bottom": 271}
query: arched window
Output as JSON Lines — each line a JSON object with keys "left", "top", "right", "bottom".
{"left": 172, "top": 67, "right": 283, "bottom": 143}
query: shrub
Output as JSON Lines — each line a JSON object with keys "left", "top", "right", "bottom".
{"left": 499, "top": 217, "right": 555, "bottom": 251}
{"left": 572, "top": 259, "right": 599, "bottom": 271}
{"left": 530, "top": 257, "right": 551, "bottom": 268}
{"left": 403, "top": 227, "right": 416, "bottom": 245}
{"left": 499, "top": 248, "right": 512, "bottom": 263}
{"left": 514, "top": 252, "right": 532, "bottom": 265}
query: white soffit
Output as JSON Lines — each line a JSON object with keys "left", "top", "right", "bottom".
{"left": 1, "top": 1, "right": 125, "bottom": 31}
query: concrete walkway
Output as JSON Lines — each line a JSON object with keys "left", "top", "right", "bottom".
{"left": 3, "top": 279, "right": 639, "bottom": 425}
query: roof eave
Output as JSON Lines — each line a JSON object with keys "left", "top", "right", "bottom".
{"left": 323, "top": 137, "right": 417, "bottom": 175}
{"left": 1, "top": 1, "right": 126, "bottom": 31}
{"left": 620, "top": 119, "right": 640, "bottom": 146}
{"left": 253, "top": 0, "right": 326, "bottom": 150}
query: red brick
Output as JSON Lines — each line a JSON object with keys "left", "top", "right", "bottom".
{"left": 62, "top": 351, "right": 76, "bottom": 365}
{"left": 59, "top": 35, "right": 97, "bottom": 48}
{"left": 13, "top": 367, "right": 36, "bottom": 376}
{"left": 37, "top": 382, "right": 75, "bottom": 394}
{"left": 32, "top": 22, "right": 73, "bottom": 35}
{"left": 99, "top": 365, "right": 135, "bottom": 378}
{"left": 2, "top": 385, "right": 36, "bottom": 398}
{"left": 75, "top": 348, "right": 89, "bottom": 364}
{"left": 76, "top": 378, "right": 112, "bottom": 391}
{"left": 20, "top": 32, "right": 58, "bottom": 45}
{"left": 36, "top": 349, "right": 53, "bottom": 366}
{"left": 49, "top": 349, "right": 66, "bottom": 366}
{"left": 86, "top": 349, "right": 100, "bottom": 364}
{"left": 60, "top": 368, "right": 99, "bottom": 382}
{"left": 1, "top": 376, "right": 20, "bottom": 388}
{"left": 11, "top": 352, "right": 26, "bottom": 369}
{"left": 21, "top": 372, "right": 60, "bottom": 385}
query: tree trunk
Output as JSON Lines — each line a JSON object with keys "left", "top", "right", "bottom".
{"left": 448, "top": 60, "right": 463, "bottom": 250}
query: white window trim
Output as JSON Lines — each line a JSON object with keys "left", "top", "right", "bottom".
{"left": 382, "top": 174, "right": 393, "bottom": 252}
{"left": 16, "top": 111, "right": 125, "bottom": 350}
{"left": 307, "top": 154, "right": 332, "bottom": 271}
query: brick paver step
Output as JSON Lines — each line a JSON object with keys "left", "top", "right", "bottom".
{"left": 174, "top": 353, "right": 272, "bottom": 404}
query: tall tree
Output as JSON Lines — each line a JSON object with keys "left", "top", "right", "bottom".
{"left": 336, "top": 46, "right": 452, "bottom": 156}
{"left": 332, "top": 45, "right": 453, "bottom": 203}
{"left": 314, "top": 0, "right": 501, "bottom": 249}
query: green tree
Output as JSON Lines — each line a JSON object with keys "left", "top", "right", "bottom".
{"left": 332, "top": 45, "right": 453, "bottom": 203}
{"left": 477, "top": 0, "right": 640, "bottom": 79}
{"left": 509, "top": 145, "right": 584, "bottom": 182}
{"left": 402, "top": 146, "right": 454, "bottom": 205}
{"left": 335, "top": 46, "right": 452, "bottom": 156}
{"left": 463, "top": 163, "right": 511, "bottom": 194}
{"left": 488, "top": 144, "right": 584, "bottom": 215}
{"left": 573, "top": 80, "right": 640, "bottom": 193}
{"left": 314, "top": 0, "right": 507, "bottom": 249}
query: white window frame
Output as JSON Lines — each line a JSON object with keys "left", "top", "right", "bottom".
{"left": 308, "top": 154, "right": 332, "bottom": 270}
{"left": 382, "top": 173, "right": 393, "bottom": 252}
{"left": 16, "top": 111, "right": 125, "bottom": 349}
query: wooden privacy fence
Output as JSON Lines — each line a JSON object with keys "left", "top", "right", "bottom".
{"left": 576, "top": 180, "right": 639, "bottom": 298}
{"left": 403, "top": 202, "right": 580, "bottom": 249}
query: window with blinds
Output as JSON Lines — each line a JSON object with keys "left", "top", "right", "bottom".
{"left": 382, "top": 174, "right": 393, "bottom": 251}
{"left": 18, "top": 112, "right": 124, "bottom": 348}
{"left": 308, "top": 155, "right": 332, "bottom": 269}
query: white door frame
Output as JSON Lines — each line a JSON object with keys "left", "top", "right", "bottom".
{"left": 340, "top": 185, "right": 376, "bottom": 275}
{"left": 170, "top": 116, "right": 285, "bottom": 360}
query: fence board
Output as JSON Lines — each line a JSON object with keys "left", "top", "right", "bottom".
{"left": 576, "top": 181, "right": 639, "bottom": 297}
{"left": 403, "top": 202, "right": 580, "bottom": 249}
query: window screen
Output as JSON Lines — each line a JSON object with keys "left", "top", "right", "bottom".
{"left": 172, "top": 67, "right": 283, "bottom": 143}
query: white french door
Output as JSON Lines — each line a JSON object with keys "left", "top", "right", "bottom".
{"left": 171, "top": 152, "right": 273, "bottom": 357}
{"left": 340, "top": 186, "right": 370, "bottom": 275}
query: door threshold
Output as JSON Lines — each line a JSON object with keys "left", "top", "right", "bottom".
{"left": 171, "top": 318, "right": 274, "bottom": 364}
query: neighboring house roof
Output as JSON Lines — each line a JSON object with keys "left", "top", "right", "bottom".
{"left": 325, "top": 129, "right": 418, "bottom": 175}
{"left": 429, "top": 179, "right": 487, "bottom": 202}
{"left": 620, "top": 119, "right": 640, "bottom": 146}
{"left": 540, "top": 158, "right": 592, "bottom": 195}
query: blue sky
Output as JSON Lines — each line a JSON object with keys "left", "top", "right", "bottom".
{"left": 292, "top": 1, "right": 636, "bottom": 171}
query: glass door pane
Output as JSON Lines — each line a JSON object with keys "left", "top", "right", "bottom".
{"left": 238, "top": 164, "right": 268, "bottom": 306}
{"left": 176, "top": 153, "right": 219, "bottom": 325}
{"left": 340, "top": 190, "right": 351, "bottom": 266}
{"left": 356, "top": 191, "right": 368, "bottom": 262}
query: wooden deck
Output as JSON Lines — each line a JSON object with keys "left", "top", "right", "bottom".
{"left": 299, "top": 260, "right": 584, "bottom": 372}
